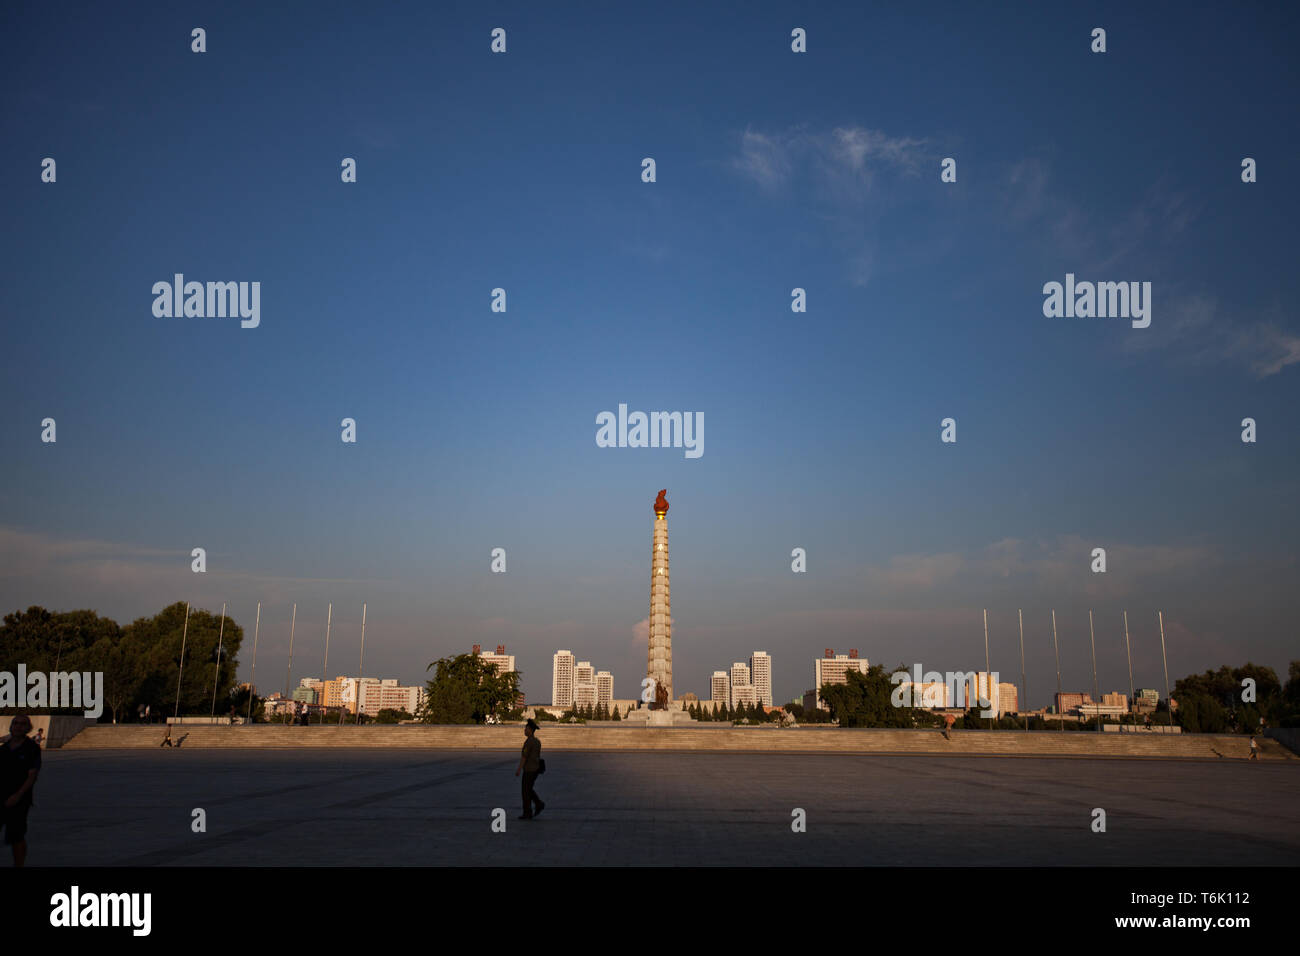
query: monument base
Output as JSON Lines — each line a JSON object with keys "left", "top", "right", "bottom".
{"left": 623, "top": 707, "right": 696, "bottom": 726}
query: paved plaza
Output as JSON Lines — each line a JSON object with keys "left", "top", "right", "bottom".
{"left": 29, "top": 749, "right": 1300, "bottom": 866}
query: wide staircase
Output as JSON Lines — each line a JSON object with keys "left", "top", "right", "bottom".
{"left": 61, "top": 724, "right": 1297, "bottom": 760}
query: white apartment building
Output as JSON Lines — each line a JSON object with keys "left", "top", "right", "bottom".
{"left": 813, "top": 651, "right": 868, "bottom": 709}
{"left": 750, "top": 651, "right": 772, "bottom": 707}
{"left": 730, "top": 662, "right": 751, "bottom": 709}
{"left": 596, "top": 671, "right": 614, "bottom": 706}
{"left": 711, "top": 671, "right": 729, "bottom": 704}
{"left": 552, "top": 650, "right": 575, "bottom": 707}
{"left": 476, "top": 644, "right": 516, "bottom": 676}
{"left": 356, "top": 678, "right": 425, "bottom": 718}
{"left": 572, "top": 661, "right": 597, "bottom": 709}
{"left": 574, "top": 682, "right": 598, "bottom": 709}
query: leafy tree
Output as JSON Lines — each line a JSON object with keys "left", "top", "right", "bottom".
{"left": 419, "top": 653, "right": 522, "bottom": 724}
{"left": 1173, "top": 663, "right": 1285, "bottom": 733}
{"left": 121, "top": 603, "right": 244, "bottom": 718}
{"left": 819, "top": 666, "right": 915, "bottom": 728}
{"left": 86, "top": 635, "right": 143, "bottom": 723}
{"left": 374, "top": 708, "right": 412, "bottom": 724}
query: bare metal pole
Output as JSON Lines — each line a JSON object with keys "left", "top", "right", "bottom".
{"left": 284, "top": 603, "right": 297, "bottom": 699}
{"left": 356, "top": 602, "right": 367, "bottom": 725}
{"left": 1123, "top": 611, "right": 1135, "bottom": 732}
{"left": 247, "top": 603, "right": 261, "bottom": 723}
{"left": 1158, "top": 611, "right": 1173, "bottom": 730}
{"left": 1088, "top": 610, "right": 1100, "bottom": 732}
{"left": 983, "top": 608, "right": 991, "bottom": 728}
{"left": 1051, "top": 610, "right": 1062, "bottom": 731}
{"left": 1019, "top": 609, "right": 1027, "bottom": 732}
{"left": 173, "top": 603, "right": 192, "bottom": 719}
{"left": 211, "top": 602, "right": 227, "bottom": 717}
{"left": 321, "top": 602, "right": 332, "bottom": 722}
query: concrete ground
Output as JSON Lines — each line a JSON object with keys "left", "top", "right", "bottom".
{"left": 28, "top": 749, "right": 1300, "bottom": 866}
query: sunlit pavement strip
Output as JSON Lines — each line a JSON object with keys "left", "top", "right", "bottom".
{"left": 33, "top": 750, "right": 1299, "bottom": 866}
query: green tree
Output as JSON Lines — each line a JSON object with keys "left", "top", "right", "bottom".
{"left": 374, "top": 708, "right": 412, "bottom": 724}
{"left": 419, "top": 653, "right": 521, "bottom": 724}
{"left": 0, "top": 607, "right": 123, "bottom": 703}
{"left": 820, "top": 666, "right": 915, "bottom": 728}
{"left": 121, "top": 603, "right": 244, "bottom": 717}
{"left": 86, "top": 635, "right": 143, "bottom": 723}
{"left": 1173, "top": 663, "right": 1285, "bottom": 733}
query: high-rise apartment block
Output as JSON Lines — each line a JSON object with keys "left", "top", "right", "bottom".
{"left": 356, "top": 678, "right": 425, "bottom": 717}
{"left": 813, "top": 649, "right": 868, "bottom": 709}
{"left": 596, "top": 671, "right": 614, "bottom": 706}
{"left": 750, "top": 651, "right": 772, "bottom": 707}
{"left": 1055, "top": 692, "right": 1092, "bottom": 714}
{"left": 711, "top": 671, "right": 729, "bottom": 704}
{"left": 473, "top": 644, "right": 516, "bottom": 676}
{"left": 552, "top": 650, "right": 575, "bottom": 707}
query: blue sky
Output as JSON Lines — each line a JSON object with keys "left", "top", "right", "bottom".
{"left": 2, "top": 1, "right": 1298, "bottom": 707}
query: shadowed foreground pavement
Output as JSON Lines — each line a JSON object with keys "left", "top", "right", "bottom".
{"left": 31, "top": 750, "right": 1300, "bottom": 866}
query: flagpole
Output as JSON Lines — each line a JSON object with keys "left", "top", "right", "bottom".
{"left": 1158, "top": 610, "right": 1173, "bottom": 730}
{"left": 1123, "top": 611, "right": 1135, "bottom": 733}
{"left": 173, "top": 603, "right": 191, "bottom": 719}
{"left": 247, "top": 602, "right": 261, "bottom": 723}
{"left": 284, "top": 603, "right": 297, "bottom": 699}
{"left": 1051, "top": 610, "right": 1062, "bottom": 731}
{"left": 1088, "top": 609, "right": 1100, "bottom": 732}
{"left": 321, "top": 602, "right": 332, "bottom": 723}
{"left": 983, "top": 608, "right": 991, "bottom": 728}
{"left": 1018, "top": 609, "right": 1027, "bottom": 732}
{"left": 211, "top": 602, "right": 227, "bottom": 717}
{"left": 356, "top": 602, "right": 367, "bottom": 725}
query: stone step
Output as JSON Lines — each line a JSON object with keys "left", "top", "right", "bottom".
{"left": 60, "top": 724, "right": 1297, "bottom": 760}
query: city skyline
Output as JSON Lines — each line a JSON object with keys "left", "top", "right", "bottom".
{"left": 3, "top": 3, "right": 1297, "bottom": 711}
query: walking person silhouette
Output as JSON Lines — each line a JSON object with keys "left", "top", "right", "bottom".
{"left": 514, "top": 719, "right": 545, "bottom": 820}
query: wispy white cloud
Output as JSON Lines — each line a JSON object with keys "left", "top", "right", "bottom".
{"left": 731, "top": 124, "right": 927, "bottom": 199}
{"left": 1003, "top": 159, "right": 1296, "bottom": 378}
{"left": 1119, "top": 293, "right": 1300, "bottom": 378}
{"left": 730, "top": 124, "right": 927, "bottom": 287}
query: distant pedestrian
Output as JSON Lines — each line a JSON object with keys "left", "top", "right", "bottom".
{"left": 1, "top": 713, "right": 41, "bottom": 866}
{"left": 161, "top": 726, "right": 174, "bottom": 748}
{"left": 515, "top": 719, "right": 545, "bottom": 820}
{"left": 32, "top": 728, "right": 44, "bottom": 748}
{"left": 1249, "top": 736, "right": 1258, "bottom": 761}
{"left": 145, "top": 705, "right": 151, "bottom": 723}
